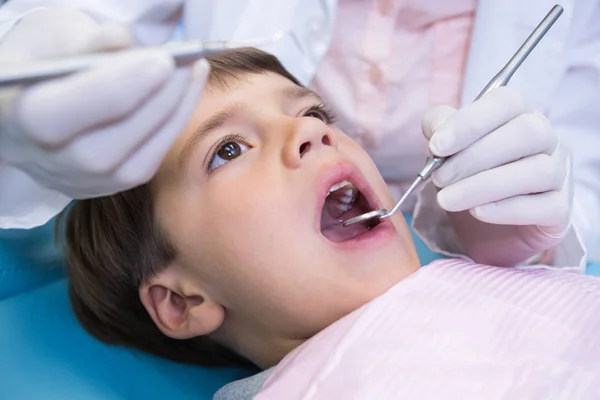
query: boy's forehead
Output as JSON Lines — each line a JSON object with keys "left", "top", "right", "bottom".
{"left": 206, "top": 72, "right": 317, "bottom": 101}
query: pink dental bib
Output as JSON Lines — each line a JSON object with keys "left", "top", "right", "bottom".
{"left": 257, "top": 259, "right": 600, "bottom": 399}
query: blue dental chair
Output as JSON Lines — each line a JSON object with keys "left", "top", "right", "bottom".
{"left": 0, "top": 222, "right": 248, "bottom": 400}
{"left": 0, "top": 217, "right": 598, "bottom": 399}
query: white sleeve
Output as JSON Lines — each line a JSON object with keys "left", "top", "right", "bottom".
{"left": 0, "top": 0, "right": 185, "bottom": 45}
{"left": 231, "top": 0, "right": 338, "bottom": 86}
{"left": 0, "top": 164, "right": 71, "bottom": 229}
{"left": 547, "top": 0, "right": 600, "bottom": 264}
{"left": 0, "top": 6, "right": 46, "bottom": 37}
{"left": 182, "top": 0, "right": 338, "bottom": 86}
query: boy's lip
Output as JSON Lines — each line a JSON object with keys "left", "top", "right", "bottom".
{"left": 315, "top": 160, "right": 383, "bottom": 232}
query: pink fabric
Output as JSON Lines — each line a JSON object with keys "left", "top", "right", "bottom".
{"left": 256, "top": 259, "right": 600, "bottom": 399}
{"left": 310, "top": 0, "right": 477, "bottom": 209}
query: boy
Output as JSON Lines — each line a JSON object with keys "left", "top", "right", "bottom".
{"left": 63, "top": 47, "right": 421, "bottom": 369}
{"left": 61, "top": 49, "right": 600, "bottom": 399}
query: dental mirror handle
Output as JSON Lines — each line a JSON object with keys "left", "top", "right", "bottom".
{"left": 418, "top": 4, "right": 564, "bottom": 182}
{"left": 0, "top": 42, "right": 221, "bottom": 88}
{"left": 0, "top": 33, "right": 284, "bottom": 88}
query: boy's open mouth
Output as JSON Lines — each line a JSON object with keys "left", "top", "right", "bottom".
{"left": 320, "top": 180, "right": 381, "bottom": 242}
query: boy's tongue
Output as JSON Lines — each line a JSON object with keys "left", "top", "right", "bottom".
{"left": 320, "top": 187, "right": 375, "bottom": 242}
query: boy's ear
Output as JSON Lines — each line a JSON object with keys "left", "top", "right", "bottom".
{"left": 139, "top": 266, "right": 225, "bottom": 339}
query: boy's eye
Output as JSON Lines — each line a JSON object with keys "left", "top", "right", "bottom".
{"left": 304, "top": 104, "right": 336, "bottom": 124}
{"left": 305, "top": 110, "right": 328, "bottom": 122}
{"left": 208, "top": 138, "right": 250, "bottom": 172}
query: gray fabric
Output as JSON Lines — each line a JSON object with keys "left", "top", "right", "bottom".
{"left": 213, "top": 368, "right": 275, "bottom": 400}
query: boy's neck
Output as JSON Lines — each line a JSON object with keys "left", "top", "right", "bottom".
{"left": 212, "top": 322, "right": 305, "bottom": 369}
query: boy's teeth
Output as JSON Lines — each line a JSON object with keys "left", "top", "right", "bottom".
{"left": 336, "top": 203, "right": 352, "bottom": 213}
{"left": 328, "top": 180, "right": 352, "bottom": 194}
{"left": 336, "top": 189, "right": 357, "bottom": 213}
{"left": 325, "top": 180, "right": 358, "bottom": 216}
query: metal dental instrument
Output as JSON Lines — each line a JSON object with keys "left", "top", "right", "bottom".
{"left": 0, "top": 31, "right": 285, "bottom": 88}
{"left": 343, "top": 4, "right": 564, "bottom": 228}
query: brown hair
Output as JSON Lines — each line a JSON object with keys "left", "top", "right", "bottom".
{"left": 59, "top": 48, "right": 301, "bottom": 367}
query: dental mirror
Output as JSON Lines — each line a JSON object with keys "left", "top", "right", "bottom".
{"left": 342, "top": 175, "right": 421, "bottom": 226}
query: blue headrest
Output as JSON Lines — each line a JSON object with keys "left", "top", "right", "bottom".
{"left": 0, "top": 278, "right": 249, "bottom": 399}
{"left": 0, "top": 223, "right": 64, "bottom": 300}
{"left": 0, "top": 222, "right": 250, "bottom": 399}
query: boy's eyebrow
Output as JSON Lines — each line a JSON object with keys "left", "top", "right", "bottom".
{"left": 282, "top": 85, "right": 323, "bottom": 102}
{"left": 178, "top": 86, "right": 323, "bottom": 168}
{"left": 179, "top": 102, "right": 246, "bottom": 168}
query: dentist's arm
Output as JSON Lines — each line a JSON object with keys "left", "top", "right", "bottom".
{"left": 0, "top": 8, "right": 209, "bottom": 229}
{"left": 414, "top": 1, "right": 600, "bottom": 269}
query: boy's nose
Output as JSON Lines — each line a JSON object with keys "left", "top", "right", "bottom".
{"left": 283, "top": 118, "right": 338, "bottom": 168}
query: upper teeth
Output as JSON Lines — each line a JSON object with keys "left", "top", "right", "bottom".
{"left": 327, "top": 180, "right": 357, "bottom": 214}
{"left": 328, "top": 180, "right": 352, "bottom": 193}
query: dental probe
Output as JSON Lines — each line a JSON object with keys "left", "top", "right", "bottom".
{"left": 0, "top": 31, "right": 285, "bottom": 88}
{"left": 343, "top": 4, "right": 564, "bottom": 228}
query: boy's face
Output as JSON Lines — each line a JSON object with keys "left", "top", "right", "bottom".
{"left": 151, "top": 72, "right": 419, "bottom": 365}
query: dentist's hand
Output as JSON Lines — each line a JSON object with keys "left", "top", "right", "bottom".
{"left": 0, "top": 8, "right": 209, "bottom": 199}
{"left": 421, "top": 87, "right": 573, "bottom": 264}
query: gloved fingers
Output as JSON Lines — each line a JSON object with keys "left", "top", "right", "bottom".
{"left": 421, "top": 105, "right": 456, "bottom": 140}
{"left": 468, "top": 190, "right": 571, "bottom": 231}
{"left": 432, "top": 111, "right": 557, "bottom": 187}
{"left": 86, "top": 21, "right": 133, "bottom": 52}
{"left": 14, "top": 50, "right": 175, "bottom": 148}
{"left": 47, "top": 59, "right": 209, "bottom": 198}
{"left": 437, "top": 152, "right": 567, "bottom": 212}
{"left": 428, "top": 87, "right": 534, "bottom": 157}
{"left": 4, "top": 62, "right": 186, "bottom": 193}
{"left": 0, "top": 8, "right": 108, "bottom": 60}
{"left": 113, "top": 59, "right": 210, "bottom": 189}
{"left": 56, "top": 65, "right": 193, "bottom": 178}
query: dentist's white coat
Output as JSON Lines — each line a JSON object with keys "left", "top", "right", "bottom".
{"left": 0, "top": 0, "right": 598, "bottom": 263}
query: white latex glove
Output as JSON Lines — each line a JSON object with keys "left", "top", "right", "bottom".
{"left": 422, "top": 87, "right": 573, "bottom": 242}
{"left": 0, "top": 8, "right": 209, "bottom": 199}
